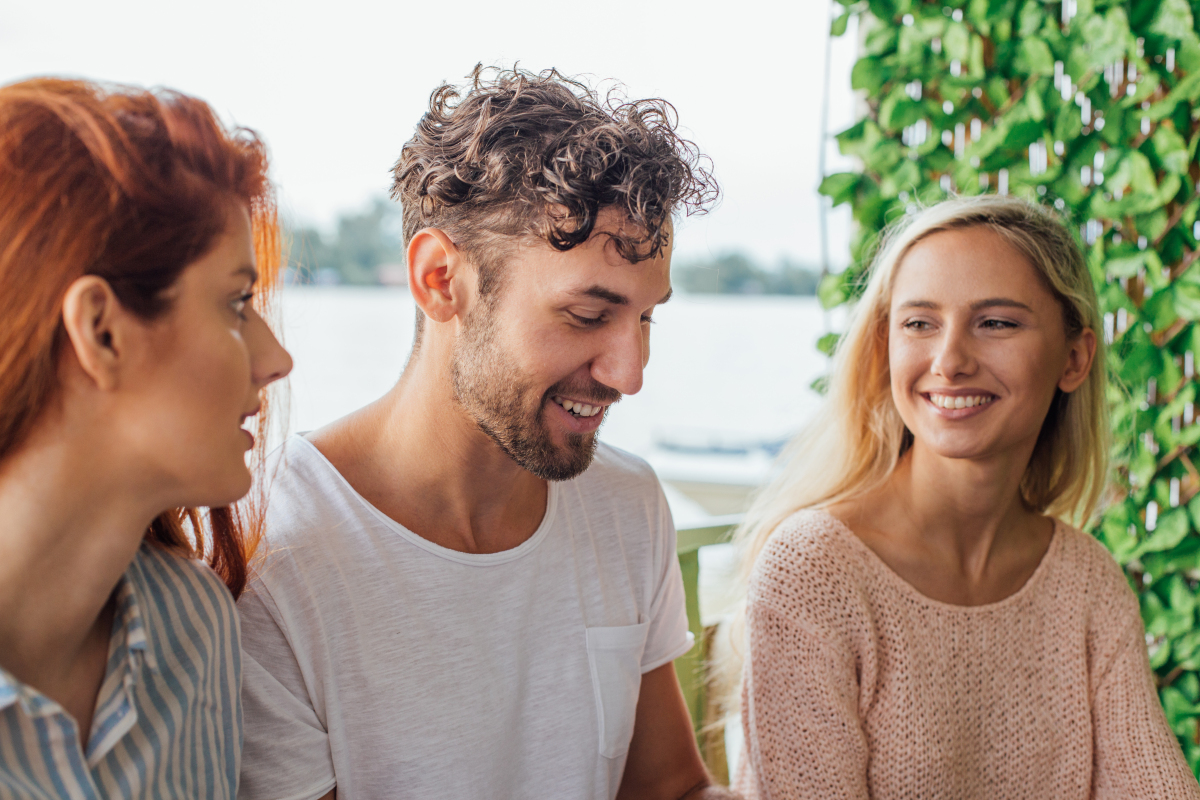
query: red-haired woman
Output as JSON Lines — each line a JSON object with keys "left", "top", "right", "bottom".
{"left": 0, "top": 78, "right": 292, "bottom": 798}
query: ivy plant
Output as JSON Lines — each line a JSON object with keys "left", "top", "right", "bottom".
{"left": 821, "top": 0, "right": 1200, "bottom": 773}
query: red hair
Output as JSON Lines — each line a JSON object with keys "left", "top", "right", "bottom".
{"left": 0, "top": 78, "right": 281, "bottom": 598}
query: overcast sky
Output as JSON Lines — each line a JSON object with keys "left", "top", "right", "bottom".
{"left": 2, "top": 0, "right": 857, "bottom": 266}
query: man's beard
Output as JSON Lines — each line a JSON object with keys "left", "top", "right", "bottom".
{"left": 450, "top": 305, "right": 620, "bottom": 481}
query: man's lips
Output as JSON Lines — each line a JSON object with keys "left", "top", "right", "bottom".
{"left": 547, "top": 395, "right": 609, "bottom": 433}
{"left": 550, "top": 394, "right": 610, "bottom": 418}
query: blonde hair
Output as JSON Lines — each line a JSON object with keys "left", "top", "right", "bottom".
{"left": 717, "top": 194, "right": 1110, "bottom": 713}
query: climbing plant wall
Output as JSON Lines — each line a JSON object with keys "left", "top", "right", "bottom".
{"left": 820, "top": 0, "right": 1200, "bottom": 772}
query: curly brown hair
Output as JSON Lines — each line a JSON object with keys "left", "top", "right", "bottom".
{"left": 391, "top": 64, "right": 717, "bottom": 308}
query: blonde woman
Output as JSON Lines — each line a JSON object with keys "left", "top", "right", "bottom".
{"left": 730, "top": 195, "right": 1200, "bottom": 799}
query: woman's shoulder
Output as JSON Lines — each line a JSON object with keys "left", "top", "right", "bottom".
{"left": 129, "top": 542, "right": 241, "bottom": 648}
{"left": 749, "top": 508, "right": 870, "bottom": 612}
{"left": 1047, "top": 521, "right": 1140, "bottom": 622}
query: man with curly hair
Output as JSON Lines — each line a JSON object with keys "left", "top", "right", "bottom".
{"left": 236, "top": 66, "right": 733, "bottom": 800}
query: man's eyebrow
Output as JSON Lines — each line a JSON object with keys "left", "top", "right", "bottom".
{"left": 233, "top": 265, "right": 259, "bottom": 284}
{"left": 570, "top": 285, "right": 672, "bottom": 306}
{"left": 575, "top": 286, "right": 629, "bottom": 305}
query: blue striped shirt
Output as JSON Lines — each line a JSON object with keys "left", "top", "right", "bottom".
{"left": 0, "top": 543, "right": 242, "bottom": 799}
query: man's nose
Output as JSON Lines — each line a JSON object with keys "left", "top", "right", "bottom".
{"left": 591, "top": 320, "right": 646, "bottom": 397}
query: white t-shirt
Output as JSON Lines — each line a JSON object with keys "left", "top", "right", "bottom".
{"left": 237, "top": 436, "right": 693, "bottom": 800}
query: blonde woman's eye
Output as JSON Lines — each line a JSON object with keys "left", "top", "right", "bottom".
{"left": 981, "top": 318, "right": 1017, "bottom": 330}
{"left": 902, "top": 319, "right": 930, "bottom": 331}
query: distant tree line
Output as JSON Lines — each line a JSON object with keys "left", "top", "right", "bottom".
{"left": 285, "top": 199, "right": 820, "bottom": 295}
{"left": 671, "top": 252, "right": 821, "bottom": 295}
{"left": 285, "top": 199, "right": 404, "bottom": 286}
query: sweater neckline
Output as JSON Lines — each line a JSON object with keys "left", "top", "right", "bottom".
{"left": 814, "top": 508, "right": 1062, "bottom": 612}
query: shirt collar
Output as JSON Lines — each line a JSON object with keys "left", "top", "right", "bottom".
{"left": 0, "top": 559, "right": 161, "bottom": 720}
{"left": 112, "top": 559, "right": 159, "bottom": 675}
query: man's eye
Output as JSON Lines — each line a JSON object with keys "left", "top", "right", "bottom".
{"left": 572, "top": 313, "right": 604, "bottom": 326}
{"left": 641, "top": 314, "right": 656, "bottom": 325}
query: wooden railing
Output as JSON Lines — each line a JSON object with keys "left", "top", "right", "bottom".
{"left": 674, "top": 514, "right": 741, "bottom": 780}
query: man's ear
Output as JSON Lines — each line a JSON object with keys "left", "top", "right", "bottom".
{"left": 1058, "top": 327, "right": 1097, "bottom": 394}
{"left": 60, "top": 275, "right": 126, "bottom": 391}
{"left": 408, "top": 228, "right": 467, "bottom": 325}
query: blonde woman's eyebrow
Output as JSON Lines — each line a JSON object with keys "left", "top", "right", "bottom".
{"left": 971, "top": 298, "right": 1034, "bottom": 312}
{"left": 896, "top": 298, "right": 1033, "bottom": 312}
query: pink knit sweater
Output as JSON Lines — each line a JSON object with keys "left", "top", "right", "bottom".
{"left": 736, "top": 509, "right": 1200, "bottom": 800}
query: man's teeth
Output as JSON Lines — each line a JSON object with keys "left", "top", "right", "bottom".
{"left": 929, "top": 394, "right": 995, "bottom": 410}
{"left": 554, "top": 396, "right": 603, "bottom": 417}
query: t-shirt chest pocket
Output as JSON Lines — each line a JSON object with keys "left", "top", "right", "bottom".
{"left": 585, "top": 622, "right": 650, "bottom": 759}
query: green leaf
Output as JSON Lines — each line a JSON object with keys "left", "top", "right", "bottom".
{"left": 852, "top": 58, "right": 889, "bottom": 94}
{"left": 1173, "top": 282, "right": 1200, "bottom": 321}
{"left": 945, "top": 21, "right": 971, "bottom": 62}
{"left": 1025, "top": 85, "right": 1046, "bottom": 121}
{"left": 1017, "top": 0, "right": 1043, "bottom": 37}
{"left": 818, "top": 272, "right": 850, "bottom": 309}
{"left": 819, "top": 172, "right": 862, "bottom": 206}
{"left": 1150, "top": 72, "right": 1200, "bottom": 122}
{"left": 832, "top": 11, "right": 851, "bottom": 36}
{"left": 1153, "top": 126, "right": 1191, "bottom": 175}
{"left": 1078, "top": 8, "right": 1130, "bottom": 70}
{"left": 1016, "top": 37, "right": 1055, "bottom": 76}
{"left": 879, "top": 85, "right": 924, "bottom": 131}
{"left": 1106, "top": 251, "right": 1163, "bottom": 278}
{"left": 1152, "top": 636, "right": 1173, "bottom": 668}
{"left": 1151, "top": 0, "right": 1195, "bottom": 41}
{"left": 1179, "top": 31, "right": 1200, "bottom": 72}
{"left": 864, "top": 21, "right": 898, "bottom": 56}
{"left": 817, "top": 332, "right": 842, "bottom": 356}
{"left": 1136, "top": 507, "right": 1192, "bottom": 558}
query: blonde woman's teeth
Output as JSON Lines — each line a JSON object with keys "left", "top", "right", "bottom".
{"left": 554, "top": 396, "right": 602, "bottom": 417}
{"left": 929, "top": 394, "right": 994, "bottom": 409}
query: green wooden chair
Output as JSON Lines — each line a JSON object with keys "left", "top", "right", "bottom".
{"left": 673, "top": 514, "right": 741, "bottom": 779}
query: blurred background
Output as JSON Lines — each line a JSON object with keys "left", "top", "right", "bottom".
{"left": 0, "top": 0, "right": 858, "bottom": 526}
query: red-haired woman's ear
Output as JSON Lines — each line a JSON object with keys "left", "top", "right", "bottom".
{"left": 60, "top": 275, "right": 125, "bottom": 391}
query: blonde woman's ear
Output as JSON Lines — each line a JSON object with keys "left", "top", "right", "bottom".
{"left": 1058, "top": 327, "right": 1097, "bottom": 394}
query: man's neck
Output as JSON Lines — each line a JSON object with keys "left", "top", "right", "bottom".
{"left": 309, "top": 356, "right": 549, "bottom": 555}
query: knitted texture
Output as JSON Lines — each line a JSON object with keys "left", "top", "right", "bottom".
{"left": 736, "top": 509, "right": 1200, "bottom": 800}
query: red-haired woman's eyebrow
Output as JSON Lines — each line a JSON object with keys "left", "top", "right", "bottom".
{"left": 233, "top": 265, "right": 259, "bottom": 284}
